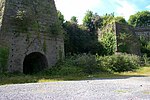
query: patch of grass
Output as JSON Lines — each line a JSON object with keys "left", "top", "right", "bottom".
{"left": 0, "top": 66, "right": 149, "bottom": 86}
{"left": 143, "top": 91, "right": 150, "bottom": 95}
{"left": 114, "top": 90, "right": 129, "bottom": 93}
{"left": 0, "top": 73, "right": 89, "bottom": 85}
{"left": 118, "top": 67, "right": 150, "bottom": 76}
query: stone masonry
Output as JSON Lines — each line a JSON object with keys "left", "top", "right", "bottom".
{"left": 98, "top": 22, "right": 150, "bottom": 55}
{"left": 0, "top": 0, "right": 64, "bottom": 73}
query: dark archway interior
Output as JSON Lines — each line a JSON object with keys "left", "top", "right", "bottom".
{"left": 23, "top": 52, "right": 48, "bottom": 74}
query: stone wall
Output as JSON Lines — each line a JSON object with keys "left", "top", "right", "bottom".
{"left": 98, "top": 22, "right": 149, "bottom": 55}
{"left": 115, "top": 22, "right": 141, "bottom": 55}
{"left": 0, "top": 0, "right": 64, "bottom": 73}
{"left": 134, "top": 27, "right": 150, "bottom": 40}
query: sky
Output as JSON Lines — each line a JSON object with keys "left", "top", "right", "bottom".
{"left": 54, "top": 0, "right": 150, "bottom": 24}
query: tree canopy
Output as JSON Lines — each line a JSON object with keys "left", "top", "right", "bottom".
{"left": 70, "top": 16, "right": 78, "bottom": 24}
{"left": 128, "top": 11, "right": 150, "bottom": 27}
{"left": 57, "top": 10, "right": 65, "bottom": 26}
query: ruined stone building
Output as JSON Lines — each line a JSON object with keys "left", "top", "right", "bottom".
{"left": 98, "top": 22, "right": 150, "bottom": 55}
{"left": 0, "top": 0, "right": 64, "bottom": 74}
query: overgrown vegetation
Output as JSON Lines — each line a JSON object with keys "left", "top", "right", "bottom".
{"left": 128, "top": 11, "right": 150, "bottom": 27}
{"left": 0, "top": 46, "right": 9, "bottom": 73}
{"left": 100, "top": 32, "right": 116, "bottom": 55}
{"left": 0, "top": 9, "right": 150, "bottom": 85}
{"left": 40, "top": 53, "right": 141, "bottom": 75}
{"left": 0, "top": 53, "right": 149, "bottom": 85}
{"left": 140, "top": 36, "right": 150, "bottom": 57}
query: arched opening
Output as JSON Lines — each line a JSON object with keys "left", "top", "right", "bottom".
{"left": 23, "top": 52, "right": 48, "bottom": 74}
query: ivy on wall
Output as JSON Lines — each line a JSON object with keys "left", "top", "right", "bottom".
{"left": 100, "top": 32, "right": 117, "bottom": 55}
{"left": 49, "top": 22, "right": 63, "bottom": 36}
{"left": 117, "top": 33, "right": 130, "bottom": 53}
{"left": 12, "top": 10, "right": 31, "bottom": 33}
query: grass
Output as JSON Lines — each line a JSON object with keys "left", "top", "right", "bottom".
{"left": 0, "top": 66, "right": 150, "bottom": 86}
{"left": 118, "top": 67, "right": 150, "bottom": 76}
{"left": 114, "top": 90, "right": 129, "bottom": 93}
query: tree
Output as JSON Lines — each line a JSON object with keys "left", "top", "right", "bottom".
{"left": 102, "top": 13, "right": 115, "bottom": 27}
{"left": 70, "top": 16, "right": 78, "bottom": 24}
{"left": 128, "top": 11, "right": 150, "bottom": 27}
{"left": 114, "top": 16, "right": 127, "bottom": 24}
{"left": 57, "top": 10, "right": 65, "bottom": 26}
{"left": 93, "top": 13, "right": 103, "bottom": 29}
{"left": 83, "top": 11, "right": 95, "bottom": 32}
{"left": 83, "top": 11, "right": 103, "bottom": 32}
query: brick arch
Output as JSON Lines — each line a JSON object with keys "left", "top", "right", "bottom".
{"left": 23, "top": 52, "right": 48, "bottom": 74}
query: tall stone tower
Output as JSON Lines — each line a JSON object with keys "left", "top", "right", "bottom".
{"left": 0, "top": 0, "right": 64, "bottom": 74}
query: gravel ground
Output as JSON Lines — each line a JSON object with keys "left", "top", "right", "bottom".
{"left": 0, "top": 77, "right": 150, "bottom": 100}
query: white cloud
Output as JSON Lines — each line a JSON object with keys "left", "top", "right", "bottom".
{"left": 146, "top": 5, "right": 150, "bottom": 11}
{"left": 54, "top": 0, "right": 102, "bottom": 24}
{"left": 146, "top": 5, "right": 150, "bottom": 9}
{"left": 115, "top": 0, "right": 138, "bottom": 20}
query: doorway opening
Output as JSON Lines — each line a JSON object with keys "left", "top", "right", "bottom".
{"left": 23, "top": 52, "right": 48, "bottom": 74}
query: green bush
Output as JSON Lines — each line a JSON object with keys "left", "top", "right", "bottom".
{"left": 140, "top": 54, "right": 150, "bottom": 66}
{"left": 39, "top": 54, "right": 141, "bottom": 76}
{"left": 100, "top": 32, "right": 117, "bottom": 55}
{"left": 0, "top": 46, "right": 9, "bottom": 73}
{"left": 39, "top": 56, "right": 83, "bottom": 76}
{"left": 140, "top": 37, "right": 150, "bottom": 57}
{"left": 97, "top": 54, "right": 140, "bottom": 72}
{"left": 73, "top": 54, "right": 99, "bottom": 74}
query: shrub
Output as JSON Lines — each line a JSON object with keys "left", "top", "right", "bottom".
{"left": 140, "top": 37, "right": 150, "bottom": 57}
{"left": 40, "top": 56, "right": 83, "bottom": 76}
{"left": 97, "top": 54, "right": 140, "bottom": 72}
{"left": 40, "top": 54, "right": 141, "bottom": 76}
{"left": 140, "top": 54, "right": 150, "bottom": 66}
{"left": 0, "top": 46, "right": 9, "bottom": 73}
{"left": 73, "top": 54, "right": 99, "bottom": 74}
{"left": 100, "top": 32, "right": 117, "bottom": 55}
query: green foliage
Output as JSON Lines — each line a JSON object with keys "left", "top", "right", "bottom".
{"left": 82, "top": 11, "right": 94, "bottom": 31}
{"left": 48, "top": 54, "right": 140, "bottom": 75}
{"left": 49, "top": 22, "right": 63, "bottom": 35}
{"left": 82, "top": 11, "right": 95, "bottom": 32}
{"left": 45, "top": 56, "right": 83, "bottom": 76}
{"left": 102, "top": 13, "right": 127, "bottom": 27}
{"left": 114, "top": 16, "right": 127, "bottom": 24}
{"left": 63, "top": 21, "right": 104, "bottom": 55}
{"left": 117, "top": 33, "right": 131, "bottom": 53}
{"left": 102, "top": 13, "right": 115, "bottom": 27}
{"left": 0, "top": 46, "right": 9, "bottom": 73}
{"left": 93, "top": 13, "right": 103, "bottom": 29}
{"left": 57, "top": 10, "right": 65, "bottom": 26}
{"left": 13, "top": 10, "right": 31, "bottom": 33}
{"left": 97, "top": 54, "right": 140, "bottom": 72}
{"left": 70, "top": 16, "right": 78, "bottom": 24}
{"left": 128, "top": 11, "right": 150, "bottom": 27}
{"left": 83, "top": 11, "right": 103, "bottom": 31}
{"left": 140, "top": 37, "right": 150, "bottom": 57}
{"left": 141, "top": 54, "right": 150, "bottom": 66}
{"left": 101, "top": 32, "right": 116, "bottom": 55}
{"left": 42, "top": 54, "right": 101, "bottom": 75}
{"left": 73, "top": 54, "right": 99, "bottom": 74}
